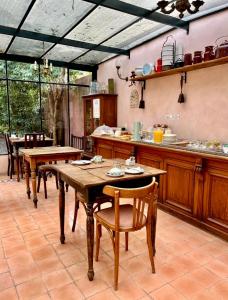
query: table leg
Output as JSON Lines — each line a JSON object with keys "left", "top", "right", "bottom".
{"left": 86, "top": 202, "right": 94, "bottom": 281}
{"left": 15, "top": 147, "right": 20, "bottom": 182}
{"left": 31, "top": 162, "right": 38, "bottom": 208}
{"left": 59, "top": 178, "right": 65, "bottom": 244}
{"left": 24, "top": 160, "right": 31, "bottom": 199}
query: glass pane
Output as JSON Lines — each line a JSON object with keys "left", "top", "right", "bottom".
{"left": 41, "top": 84, "right": 68, "bottom": 145}
{"left": 40, "top": 66, "right": 67, "bottom": 84}
{"left": 22, "top": 0, "right": 95, "bottom": 36}
{"left": 66, "top": 6, "right": 137, "bottom": 44}
{"left": 121, "top": 0, "right": 158, "bottom": 10}
{"left": 74, "top": 51, "right": 115, "bottom": 65}
{"left": 0, "top": 0, "right": 33, "bottom": 27}
{"left": 0, "top": 60, "right": 6, "bottom": 79}
{"left": 45, "top": 45, "right": 87, "bottom": 62}
{"left": 9, "top": 81, "right": 40, "bottom": 135}
{"left": 0, "top": 34, "right": 12, "bottom": 52}
{"left": 7, "top": 61, "right": 39, "bottom": 81}
{"left": 0, "top": 80, "right": 9, "bottom": 133}
{"left": 69, "top": 70, "right": 91, "bottom": 84}
{"left": 8, "top": 38, "right": 53, "bottom": 57}
{"left": 103, "top": 19, "right": 170, "bottom": 49}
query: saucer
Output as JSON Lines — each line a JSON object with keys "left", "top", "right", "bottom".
{"left": 106, "top": 171, "right": 125, "bottom": 177}
{"left": 71, "top": 160, "right": 91, "bottom": 165}
{"left": 124, "top": 167, "right": 144, "bottom": 174}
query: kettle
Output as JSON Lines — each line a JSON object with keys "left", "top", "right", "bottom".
{"left": 215, "top": 36, "right": 228, "bottom": 59}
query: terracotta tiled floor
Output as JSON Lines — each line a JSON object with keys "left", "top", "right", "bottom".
{"left": 0, "top": 176, "right": 227, "bottom": 299}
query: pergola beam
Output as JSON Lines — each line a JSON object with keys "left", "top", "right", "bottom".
{"left": 82, "top": 0, "right": 189, "bottom": 31}
{"left": 0, "top": 25, "right": 129, "bottom": 56}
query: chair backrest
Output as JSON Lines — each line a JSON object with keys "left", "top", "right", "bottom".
{"left": 4, "top": 133, "right": 12, "bottom": 155}
{"left": 103, "top": 178, "right": 158, "bottom": 231}
{"left": 24, "top": 133, "right": 45, "bottom": 149}
{"left": 71, "top": 134, "right": 85, "bottom": 150}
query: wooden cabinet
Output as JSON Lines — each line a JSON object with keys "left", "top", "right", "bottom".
{"left": 163, "top": 157, "right": 196, "bottom": 216}
{"left": 92, "top": 136, "right": 228, "bottom": 240}
{"left": 83, "top": 94, "right": 117, "bottom": 137}
{"left": 203, "top": 160, "right": 228, "bottom": 237}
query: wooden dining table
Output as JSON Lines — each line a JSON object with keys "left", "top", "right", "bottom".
{"left": 9, "top": 136, "right": 53, "bottom": 182}
{"left": 47, "top": 160, "right": 166, "bottom": 281}
{"left": 20, "top": 146, "right": 82, "bottom": 208}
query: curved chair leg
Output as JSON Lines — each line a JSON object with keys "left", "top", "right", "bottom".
{"left": 10, "top": 159, "right": 13, "bottom": 179}
{"left": 37, "top": 171, "right": 41, "bottom": 193}
{"left": 95, "top": 222, "right": 102, "bottom": 261}
{"left": 125, "top": 232, "right": 128, "bottom": 251}
{"left": 146, "top": 224, "right": 155, "bottom": 273}
{"left": 114, "top": 231, "right": 120, "bottom": 290}
{"left": 55, "top": 174, "right": 59, "bottom": 189}
{"left": 72, "top": 191, "right": 79, "bottom": 232}
{"left": 7, "top": 158, "right": 10, "bottom": 176}
{"left": 43, "top": 171, "right": 47, "bottom": 199}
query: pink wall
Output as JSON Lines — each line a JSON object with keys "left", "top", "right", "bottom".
{"left": 98, "top": 10, "right": 228, "bottom": 142}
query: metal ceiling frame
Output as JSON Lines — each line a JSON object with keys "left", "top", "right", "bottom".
{"left": 0, "top": 0, "right": 226, "bottom": 69}
{"left": 5, "top": 0, "right": 37, "bottom": 54}
{"left": 40, "top": 0, "right": 103, "bottom": 59}
{"left": 82, "top": 0, "right": 189, "bottom": 31}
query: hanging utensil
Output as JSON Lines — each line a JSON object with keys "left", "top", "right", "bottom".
{"left": 178, "top": 74, "right": 185, "bottom": 104}
{"left": 139, "top": 82, "right": 145, "bottom": 109}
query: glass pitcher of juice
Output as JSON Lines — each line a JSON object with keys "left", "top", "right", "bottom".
{"left": 153, "top": 128, "right": 163, "bottom": 143}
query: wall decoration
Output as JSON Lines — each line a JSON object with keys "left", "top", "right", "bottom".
{"left": 130, "top": 89, "right": 139, "bottom": 108}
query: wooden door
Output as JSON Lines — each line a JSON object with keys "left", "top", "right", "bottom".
{"left": 203, "top": 162, "right": 228, "bottom": 234}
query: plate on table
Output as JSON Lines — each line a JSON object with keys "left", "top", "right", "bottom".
{"left": 106, "top": 171, "right": 125, "bottom": 177}
{"left": 124, "top": 167, "right": 144, "bottom": 174}
{"left": 71, "top": 160, "right": 91, "bottom": 165}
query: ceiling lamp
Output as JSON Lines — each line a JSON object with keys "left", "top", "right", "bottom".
{"left": 157, "top": 0, "right": 204, "bottom": 19}
{"left": 33, "top": 58, "right": 53, "bottom": 76}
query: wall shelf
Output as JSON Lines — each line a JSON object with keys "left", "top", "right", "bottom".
{"left": 131, "top": 56, "right": 228, "bottom": 81}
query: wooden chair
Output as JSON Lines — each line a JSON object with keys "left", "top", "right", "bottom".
{"left": 71, "top": 134, "right": 93, "bottom": 159}
{"left": 4, "top": 133, "right": 23, "bottom": 179}
{"left": 24, "top": 133, "right": 45, "bottom": 148}
{"left": 94, "top": 178, "right": 158, "bottom": 290}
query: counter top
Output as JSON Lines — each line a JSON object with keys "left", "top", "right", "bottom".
{"left": 92, "top": 135, "right": 228, "bottom": 161}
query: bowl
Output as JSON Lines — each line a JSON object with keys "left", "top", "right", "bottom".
{"left": 135, "top": 67, "right": 143, "bottom": 76}
{"left": 222, "top": 144, "right": 228, "bottom": 154}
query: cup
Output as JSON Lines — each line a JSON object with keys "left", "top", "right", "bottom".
{"left": 93, "top": 155, "right": 102, "bottom": 163}
{"left": 184, "top": 53, "right": 192, "bottom": 66}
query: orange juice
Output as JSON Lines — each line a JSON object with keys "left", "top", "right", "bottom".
{"left": 153, "top": 129, "right": 163, "bottom": 143}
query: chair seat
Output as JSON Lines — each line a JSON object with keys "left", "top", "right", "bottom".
{"left": 95, "top": 204, "right": 146, "bottom": 231}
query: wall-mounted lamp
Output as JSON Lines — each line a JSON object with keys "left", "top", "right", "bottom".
{"left": 116, "top": 65, "right": 128, "bottom": 81}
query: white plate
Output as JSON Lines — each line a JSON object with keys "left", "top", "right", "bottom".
{"left": 124, "top": 167, "right": 144, "bottom": 174}
{"left": 106, "top": 172, "right": 125, "bottom": 177}
{"left": 71, "top": 160, "right": 91, "bottom": 165}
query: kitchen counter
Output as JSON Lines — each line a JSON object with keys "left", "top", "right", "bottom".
{"left": 92, "top": 135, "right": 228, "bottom": 161}
{"left": 92, "top": 135, "right": 228, "bottom": 241}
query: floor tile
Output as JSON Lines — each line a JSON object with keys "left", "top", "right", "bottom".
{"left": 76, "top": 276, "right": 108, "bottom": 298}
{"left": 150, "top": 284, "right": 186, "bottom": 300}
{"left": 49, "top": 283, "right": 84, "bottom": 300}
{"left": 16, "top": 277, "right": 47, "bottom": 300}
{"left": 0, "top": 287, "right": 18, "bottom": 300}
{"left": 113, "top": 279, "right": 146, "bottom": 300}
{"left": 87, "top": 288, "right": 118, "bottom": 300}
{"left": 0, "top": 272, "right": 13, "bottom": 292}
{"left": 42, "top": 269, "right": 72, "bottom": 291}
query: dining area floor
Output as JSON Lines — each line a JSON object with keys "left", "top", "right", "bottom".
{"left": 0, "top": 176, "right": 227, "bottom": 300}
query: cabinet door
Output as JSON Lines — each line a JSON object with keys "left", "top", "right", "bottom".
{"left": 113, "top": 143, "right": 135, "bottom": 160}
{"left": 96, "top": 142, "right": 113, "bottom": 158}
{"left": 84, "top": 99, "right": 93, "bottom": 136}
{"left": 137, "top": 149, "right": 164, "bottom": 201}
{"left": 203, "top": 165, "right": 228, "bottom": 233}
{"left": 163, "top": 158, "right": 196, "bottom": 216}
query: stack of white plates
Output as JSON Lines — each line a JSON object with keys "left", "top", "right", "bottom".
{"left": 163, "top": 133, "right": 177, "bottom": 144}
